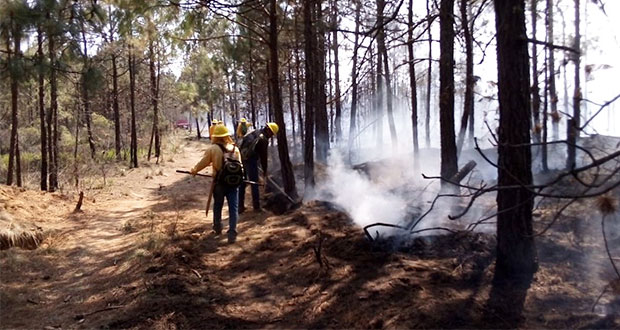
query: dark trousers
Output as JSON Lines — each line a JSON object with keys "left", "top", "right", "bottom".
{"left": 240, "top": 157, "right": 260, "bottom": 210}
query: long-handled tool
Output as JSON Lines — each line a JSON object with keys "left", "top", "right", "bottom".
{"left": 205, "top": 176, "right": 216, "bottom": 218}
{"left": 176, "top": 170, "right": 262, "bottom": 185}
{"left": 257, "top": 169, "right": 299, "bottom": 205}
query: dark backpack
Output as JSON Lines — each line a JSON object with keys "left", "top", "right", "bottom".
{"left": 216, "top": 144, "right": 244, "bottom": 187}
{"left": 239, "top": 130, "right": 263, "bottom": 160}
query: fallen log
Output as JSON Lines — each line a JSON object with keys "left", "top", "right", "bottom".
{"left": 451, "top": 160, "right": 477, "bottom": 184}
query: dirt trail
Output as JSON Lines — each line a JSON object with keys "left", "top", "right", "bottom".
{"left": 1, "top": 139, "right": 221, "bottom": 328}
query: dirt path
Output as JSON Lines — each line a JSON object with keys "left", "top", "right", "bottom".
{"left": 1, "top": 139, "right": 225, "bottom": 328}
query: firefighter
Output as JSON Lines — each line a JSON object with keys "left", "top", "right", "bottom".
{"left": 238, "top": 122, "right": 279, "bottom": 213}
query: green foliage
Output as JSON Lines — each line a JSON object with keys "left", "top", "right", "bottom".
{"left": 82, "top": 66, "right": 104, "bottom": 92}
{"left": 18, "top": 126, "right": 40, "bottom": 152}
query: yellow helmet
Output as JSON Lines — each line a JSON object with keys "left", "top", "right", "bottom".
{"left": 240, "top": 118, "right": 247, "bottom": 123}
{"left": 266, "top": 122, "right": 279, "bottom": 135}
{"left": 212, "top": 119, "right": 219, "bottom": 124}
{"left": 212, "top": 125, "right": 231, "bottom": 137}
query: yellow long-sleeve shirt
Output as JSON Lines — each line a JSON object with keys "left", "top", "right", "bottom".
{"left": 190, "top": 143, "right": 241, "bottom": 176}
{"left": 236, "top": 122, "right": 251, "bottom": 139}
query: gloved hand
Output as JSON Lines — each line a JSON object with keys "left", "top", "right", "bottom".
{"left": 189, "top": 168, "right": 197, "bottom": 176}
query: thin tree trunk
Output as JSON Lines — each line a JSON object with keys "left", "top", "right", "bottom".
{"left": 80, "top": 22, "right": 96, "bottom": 159}
{"left": 544, "top": 0, "right": 556, "bottom": 171}
{"left": 269, "top": 0, "right": 299, "bottom": 199}
{"left": 408, "top": 0, "right": 420, "bottom": 171}
{"left": 425, "top": 0, "right": 433, "bottom": 148}
{"left": 567, "top": 0, "right": 581, "bottom": 169}
{"left": 73, "top": 99, "right": 80, "bottom": 187}
{"left": 15, "top": 134, "right": 22, "bottom": 187}
{"left": 331, "top": 0, "right": 342, "bottom": 140}
{"left": 38, "top": 26, "right": 48, "bottom": 191}
{"left": 377, "top": 0, "right": 397, "bottom": 147}
{"left": 249, "top": 34, "right": 257, "bottom": 127}
{"left": 376, "top": 44, "right": 384, "bottom": 147}
{"left": 111, "top": 34, "right": 121, "bottom": 160}
{"left": 348, "top": 0, "right": 361, "bottom": 164}
{"left": 456, "top": 0, "right": 474, "bottom": 155}
{"left": 128, "top": 45, "right": 138, "bottom": 168}
{"left": 295, "top": 47, "right": 304, "bottom": 149}
{"left": 439, "top": 0, "right": 458, "bottom": 186}
{"left": 47, "top": 11, "right": 59, "bottom": 191}
{"left": 6, "top": 30, "right": 16, "bottom": 186}
{"left": 542, "top": 37, "right": 549, "bottom": 172}
{"left": 287, "top": 61, "right": 297, "bottom": 146}
{"left": 494, "top": 0, "right": 537, "bottom": 279}
{"left": 294, "top": 13, "right": 304, "bottom": 148}
{"left": 315, "top": 0, "right": 329, "bottom": 162}
{"left": 328, "top": 37, "right": 334, "bottom": 141}
{"left": 147, "top": 40, "right": 160, "bottom": 162}
{"left": 531, "top": 0, "right": 542, "bottom": 143}
{"left": 304, "top": 0, "right": 316, "bottom": 190}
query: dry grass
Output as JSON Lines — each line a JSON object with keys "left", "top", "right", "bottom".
{"left": 0, "top": 211, "right": 45, "bottom": 250}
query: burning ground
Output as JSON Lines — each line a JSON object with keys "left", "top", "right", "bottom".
{"left": 1, "top": 137, "right": 620, "bottom": 329}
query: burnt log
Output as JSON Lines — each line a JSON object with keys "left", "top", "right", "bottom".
{"left": 451, "top": 160, "right": 477, "bottom": 184}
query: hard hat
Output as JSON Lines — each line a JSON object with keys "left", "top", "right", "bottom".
{"left": 212, "top": 125, "right": 231, "bottom": 137}
{"left": 212, "top": 119, "right": 219, "bottom": 124}
{"left": 266, "top": 122, "right": 279, "bottom": 135}
{"left": 240, "top": 118, "right": 247, "bottom": 123}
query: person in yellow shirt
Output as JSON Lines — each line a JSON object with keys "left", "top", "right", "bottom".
{"left": 190, "top": 125, "right": 242, "bottom": 243}
{"left": 208, "top": 119, "right": 220, "bottom": 140}
{"left": 236, "top": 118, "right": 251, "bottom": 141}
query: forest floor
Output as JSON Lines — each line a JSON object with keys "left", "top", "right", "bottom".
{"left": 1, "top": 133, "right": 620, "bottom": 329}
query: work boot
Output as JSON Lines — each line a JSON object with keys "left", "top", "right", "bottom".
{"left": 227, "top": 231, "right": 237, "bottom": 244}
{"left": 213, "top": 223, "right": 222, "bottom": 235}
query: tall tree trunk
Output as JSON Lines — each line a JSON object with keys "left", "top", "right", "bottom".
{"left": 407, "top": 0, "right": 420, "bottom": 171}
{"left": 315, "top": 0, "right": 329, "bottom": 162}
{"left": 295, "top": 47, "right": 304, "bottom": 148}
{"left": 81, "top": 22, "right": 96, "bottom": 159}
{"left": 73, "top": 99, "right": 80, "bottom": 187}
{"left": 566, "top": 0, "right": 581, "bottom": 169}
{"left": 47, "top": 10, "right": 59, "bottom": 191}
{"left": 128, "top": 45, "right": 138, "bottom": 168}
{"left": 542, "top": 40, "right": 549, "bottom": 172}
{"left": 425, "top": 0, "right": 433, "bottom": 148}
{"left": 7, "top": 31, "right": 17, "bottom": 186}
{"left": 348, "top": 0, "right": 361, "bottom": 164}
{"left": 377, "top": 0, "right": 397, "bottom": 147}
{"left": 15, "top": 134, "right": 21, "bottom": 187}
{"left": 328, "top": 37, "right": 334, "bottom": 141}
{"left": 287, "top": 61, "right": 297, "bottom": 147}
{"left": 249, "top": 34, "right": 257, "bottom": 127}
{"left": 456, "top": 0, "right": 474, "bottom": 154}
{"left": 331, "top": 0, "right": 342, "bottom": 141}
{"left": 294, "top": 13, "right": 305, "bottom": 148}
{"left": 304, "top": 0, "right": 316, "bottom": 190}
{"left": 112, "top": 52, "right": 121, "bottom": 160}
{"left": 439, "top": 0, "right": 458, "bottom": 186}
{"left": 268, "top": 0, "right": 299, "bottom": 199}
{"left": 147, "top": 40, "right": 160, "bottom": 162}
{"left": 38, "top": 26, "right": 48, "bottom": 191}
{"left": 543, "top": 0, "right": 556, "bottom": 171}
{"left": 531, "top": 0, "right": 542, "bottom": 143}
{"left": 376, "top": 44, "right": 384, "bottom": 146}
{"left": 494, "top": 0, "right": 537, "bottom": 279}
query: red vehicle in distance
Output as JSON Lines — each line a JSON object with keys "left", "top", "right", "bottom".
{"left": 175, "top": 119, "right": 189, "bottom": 129}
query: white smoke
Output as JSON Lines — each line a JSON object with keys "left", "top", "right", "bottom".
{"left": 314, "top": 152, "right": 409, "bottom": 229}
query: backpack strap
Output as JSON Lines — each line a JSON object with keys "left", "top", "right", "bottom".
{"left": 216, "top": 143, "right": 237, "bottom": 159}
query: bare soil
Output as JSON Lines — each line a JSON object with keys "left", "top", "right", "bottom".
{"left": 1, "top": 136, "right": 619, "bottom": 329}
